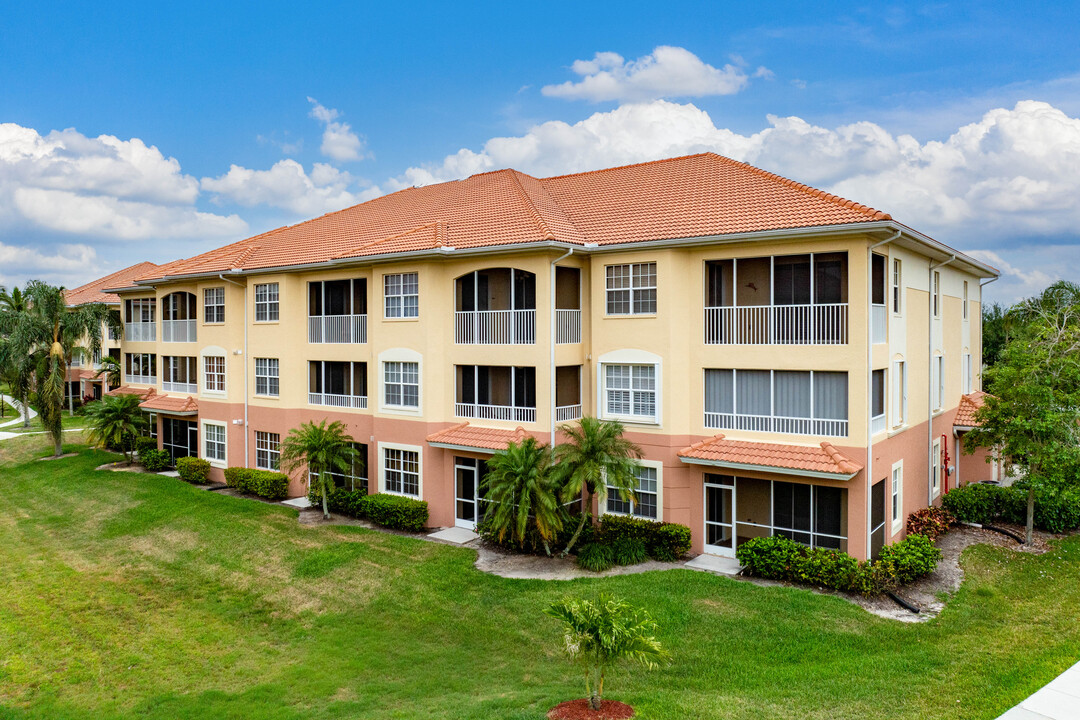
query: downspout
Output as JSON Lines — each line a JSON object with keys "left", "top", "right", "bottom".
{"left": 219, "top": 273, "right": 249, "bottom": 468}
{"left": 867, "top": 230, "right": 900, "bottom": 559}
{"left": 550, "top": 248, "right": 574, "bottom": 445}
{"left": 928, "top": 255, "right": 956, "bottom": 504}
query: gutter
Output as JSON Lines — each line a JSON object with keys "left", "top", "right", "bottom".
{"left": 550, "top": 248, "right": 574, "bottom": 445}
{"left": 219, "top": 273, "right": 249, "bottom": 469}
{"left": 928, "top": 254, "right": 957, "bottom": 504}
{"left": 867, "top": 230, "right": 900, "bottom": 559}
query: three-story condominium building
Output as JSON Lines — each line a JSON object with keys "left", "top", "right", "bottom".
{"left": 103, "top": 153, "right": 998, "bottom": 560}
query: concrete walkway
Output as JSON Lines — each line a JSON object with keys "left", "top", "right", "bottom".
{"left": 0, "top": 394, "right": 37, "bottom": 430}
{"left": 997, "top": 661, "right": 1080, "bottom": 719}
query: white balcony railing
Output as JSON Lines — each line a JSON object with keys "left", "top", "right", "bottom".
{"left": 555, "top": 309, "right": 582, "bottom": 344}
{"left": 125, "top": 322, "right": 156, "bottom": 342}
{"left": 455, "top": 309, "right": 535, "bottom": 345}
{"left": 308, "top": 314, "right": 367, "bottom": 344}
{"left": 871, "top": 303, "right": 887, "bottom": 344}
{"left": 308, "top": 392, "right": 368, "bottom": 410}
{"left": 455, "top": 402, "right": 536, "bottom": 423}
{"left": 704, "top": 303, "right": 848, "bottom": 345}
{"left": 108, "top": 328, "right": 121, "bottom": 341}
{"left": 871, "top": 413, "right": 887, "bottom": 436}
{"left": 162, "top": 319, "right": 196, "bottom": 343}
{"left": 162, "top": 381, "right": 197, "bottom": 393}
{"left": 704, "top": 412, "right": 848, "bottom": 437}
{"left": 70, "top": 357, "right": 83, "bottom": 367}
{"left": 126, "top": 374, "right": 156, "bottom": 385}
{"left": 555, "top": 404, "right": 583, "bottom": 422}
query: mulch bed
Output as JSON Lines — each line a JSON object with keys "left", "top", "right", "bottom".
{"left": 548, "top": 699, "right": 635, "bottom": 719}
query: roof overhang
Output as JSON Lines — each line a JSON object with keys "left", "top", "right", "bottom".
{"left": 426, "top": 442, "right": 499, "bottom": 455}
{"left": 678, "top": 455, "right": 860, "bottom": 481}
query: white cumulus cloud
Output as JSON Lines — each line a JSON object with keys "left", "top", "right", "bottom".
{"left": 201, "top": 159, "right": 381, "bottom": 215}
{"left": 0, "top": 240, "right": 99, "bottom": 290}
{"left": 307, "top": 97, "right": 367, "bottom": 162}
{"left": 542, "top": 46, "right": 756, "bottom": 102}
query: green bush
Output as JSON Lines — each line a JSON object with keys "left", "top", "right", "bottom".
{"left": 477, "top": 511, "right": 594, "bottom": 555}
{"left": 734, "top": 535, "right": 800, "bottom": 580}
{"left": 224, "top": 466, "right": 251, "bottom": 490}
{"left": 308, "top": 485, "right": 367, "bottom": 517}
{"left": 878, "top": 534, "right": 942, "bottom": 585}
{"left": 363, "top": 493, "right": 428, "bottom": 532}
{"left": 223, "top": 467, "right": 288, "bottom": 500}
{"left": 176, "top": 457, "right": 211, "bottom": 484}
{"left": 135, "top": 437, "right": 158, "bottom": 458}
{"left": 849, "top": 561, "right": 892, "bottom": 596}
{"left": 141, "top": 449, "right": 170, "bottom": 471}
{"left": 597, "top": 515, "right": 692, "bottom": 561}
{"left": 576, "top": 542, "right": 615, "bottom": 572}
{"left": 612, "top": 537, "right": 648, "bottom": 566}
{"left": 906, "top": 506, "right": 956, "bottom": 540}
{"left": 942, "top": 483, "right": 1080, "bottom": 533}
{"left": 942, "top": 483, "right": 1009, "bottom": 524}
{"left": 790, "top": 547, "right": 860, "bottom": 590}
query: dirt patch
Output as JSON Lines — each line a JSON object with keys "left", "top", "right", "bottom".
{"left": 95, "top": 461, "right": 160, "bottom": 474}
{"left": 474, "top": 545, "right": 685, "bottom": 581}
{"left": 548, "top": 699, "right": 634, "bottom": 719}
{"left": 36, "top": 452, "right": 79, "bottom": 461}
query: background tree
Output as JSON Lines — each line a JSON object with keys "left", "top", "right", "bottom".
{"left": 84, "top": 393, "right": 148, "bottom": 465}
{"left": 481, "top": 437, "right": 562, "bottom": 555}
{"left": 545, "top": 593, "right": 668, "bottom": 711}
{"left": 278, "top": 419, "right": 361, "bottom": 519}
{"left": 552, "top": 416, "right": 643, "bottom": 555}
{"left": 0, "top": 284, "right": 36, "bottom": 427}
{"left": 966, "top": 304, "right": 1080, "bottom": 544}
{"left": 94, "top": 355, "right": 122, "bottom": 389}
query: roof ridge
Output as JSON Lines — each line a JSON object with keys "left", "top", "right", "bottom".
{"left": 819, "top": 442, "right": 863, "bottom": 473}
{"left": 711, "top": 154, "right": 892, "bottom": 221}
{"left": 540, "top": 152, "right": 715, "bottom": 182}
{"left": 335, "top": 220, "right": 445, "bottom": 260}
{"left": 425, "top": 422, "right": 470, "bottom": 442}
{"left": 508, "top": 170, "right": 556, "bottom": 241}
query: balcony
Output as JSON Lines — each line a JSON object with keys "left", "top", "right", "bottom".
{"left": 309, "top": 392, "right": 368, "bottom": 410}
{"left": 162, "top": 319, "right": 196, "bottom": 343}
{"left": 704, "top": 303, "right": 848, "bottom": 345}
{"left": 555, "top": 266, "right": 582, "bottom": 344}
{"left": 555, "top": 309, "right": 581, "bottom": 344}
{"left": 871, "top": 304, "right": 887, "bottom": 344}
{"left": 163, "top": 381, "right": 196, "bottom": 393}
{"left": 555, "top": 404, "right": 583, "bottom": 422}
{"left": 125, "top": 322, "right": 156, "bottom": 342}
{"left": 455, "top": 402, "right": 536, "bottom": 423}
{"left": 126, "top": 374, "right": 156, "bottom": 385}
{"left": 704, "top": 412, "right": 848, "bottom": 437}
{"left": 308, "top": 314, "right": 367, "bottom": 344}
{"left": 455, "top": 309, "right": 535, "bottom": 345}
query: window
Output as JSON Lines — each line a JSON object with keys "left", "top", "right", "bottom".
{"left": 254, "top": 283, "right": 279, "bottom": 322}
{"left": 607, "top": 464, "right": 660, "bottom": 520}
{"left": 383, "top": 446, "right": 420, "bottom": 497}
{"left": 255, "top": 431, "right": 280, "bottom": 470}
{"left": 933, "top": 271, "right": 941, "bottom": 317}
{"left": 203, "top": 422, "right": 226, "bottom": 463}
{"left": 604, "top": 364, "right": 657, "bottom": 422}
{"left": 384, "top": 272, "right": 419, "bottom": 318}
{"left": 162, "top": 356, "right": 197, "bottom": 392}
{"left": 934, "top": 355, "right": 945, "bottom": 411}
{"left": 255, "top": 358, "right": 279, "bottom": 397}
{"left": 704, "top": 369, "right": 849, "bottom": 436}
{"left": 309, "top": 361, "right": 367, "bottom": 407}
{"left": 963, "top": 353, "right": 973, "bottom": 394}
{"left": 891, "top": 461, "right": 903, "bottom": 533}
{"left": 605, "top": 263, "right": 656, "bottom": 315}
{"left": 204, "top": 287, "right": 225, "bottom": 323}
{"left": 125, "top": 353, "right": 156, "bottom": 381}
{"left": 124, "top": 298, "right": 156, "bottom": 323}
{"left": 872, "top": 368, "right": 886, "bottom": 434}
{"left": 931, "top": 439, "right": 941, "bottom": 499}
{"left": 204, "top": 356, "right": 225, "bottom": 392}
{"left": 384, "top": 361, "right": 419, "bottom": 408}
{"left": 728, "top": 475, "right": 847, "bottom": 551}
{"left": 892, "top": 360, "right": 907, "bottom": 428}
{"left": 963, "top": 281, "right": 969, "bottom": 320}
{"left": 892, "top": 259, "right": 902, "bottom": 314}
{"left": 871, "top": 253, "right": 886, "bottom": 306}
{"left": 325, "top": 442, "right": 367, "bottom": 492}
{"left": 147, "top": 412, "right": 158, "bottom": 439}
{"left": 308, "top": 278, "right": 367, "bottom": 317}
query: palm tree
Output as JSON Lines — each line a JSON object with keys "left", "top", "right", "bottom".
{"left": 481, "top": 437, "right": 563, "bottom": 556}
{"left": 279, "top": 420, "right": 362, "bottom": 519}
{"left": 545, "top": 594, "right": 668, "bottom": 711}
{"left": 84, "top": 393, "right": 147, "bottom": 465}
{"left": 552, "top": 416, "right": 643, "bottom": 555}
{"left": 0, "top": 285, "right": 35, "bottom": 427}
{"left": 0, "top": 285, "right": 27, "bottom": 314}
{"left": 94, "top": 355, "right": 122, "bottom": 390}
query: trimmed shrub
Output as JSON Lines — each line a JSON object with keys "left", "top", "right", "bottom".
{"left": 942, "top": 483, "right": 1009, "bottom": 524}
{"left": 612, "top": 536, "right": 648, "bottom": 566}
{"left": 307, "top": 485, "right": 367, "bottom": 517}
{"left": 597, "top": 514, "right": 693, "bottom": 561}
{"left": 734, "top": 535, "right": 800, "bottom": 580}
{"left": 135, "top": 437, "right": 158, "bottom": 458}
{"left": 176, "top": 457, "right": 211, "bottom": 485}
{"left": 907, "top": 506, "right": 956, "bottom": 540}
{"left": 790, "top": 547, "right": 860, "bottom": 590}
{"left": 363, "top": 493, "right": 428, "bottom": 532}
{"left": 849, "top": 561, "right": 892, "bottom": 596}
{"left": 477, "top": 511, "right": 594, "bottom": 555}
{"left": 576, "top": 542, "right": 615, "bottom": 572}
{"left": 223, "top": 467, "right": 288, "bottom": 500}
{"left": 942, "top": 483, "right": 1080, "bottom": 533}
{"left": 224, "top": 466, "right": 251, "bottom": 490}
{"left": 651, "top": 523, "right": 692, "bottom": 561}
{"left": 878, "top": 534, "right": 942, "bottom": 585}
{"left": 141, "top": 449, "right": 170, "bottom": 472}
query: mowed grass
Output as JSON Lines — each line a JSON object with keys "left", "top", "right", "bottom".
{"left": 0, "top": 441, "right": 1078, "bottom": 719}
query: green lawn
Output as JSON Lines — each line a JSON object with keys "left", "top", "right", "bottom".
{"left": 0, "top": 440, "right": 1077, "bottom": 720}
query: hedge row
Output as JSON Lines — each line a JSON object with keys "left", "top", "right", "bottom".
{"left": 141, "top": 449, "right": 170, "bottom": 472}
{"left": 735, "top": 534, "right": 942, "bottom": 596}
{"left": 176, "top": 457, "right": 211, "bottom": 485}
{"left": 135, "top": 437, "right": 158, "bottom": 459}
{"left": 942, "top": 482, "right": 1080, "bottom": 533}
{"left": 224, "top": 467, "right": 289, "bottom": 501}
{"left": 596, "top": 515, "right": 692, "bottom": 562}
{"left": 306, "top": 485, "right": 429, "bottom": 532}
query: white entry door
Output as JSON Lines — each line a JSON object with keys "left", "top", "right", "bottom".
{"left": 704, "top": 480, "right": 736, "bottom": 557}
{"left": 455, "top": 459, "right": 480, "bottom": 530}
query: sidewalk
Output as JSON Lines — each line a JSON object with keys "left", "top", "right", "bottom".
{"left": 997, "top": 661, "right": 1080, "bottom": 719}
{"left": 0, "top": 394, "right": 37, "bottom": 429}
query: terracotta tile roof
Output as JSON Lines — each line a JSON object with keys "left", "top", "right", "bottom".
{"left": 678, "top": 434, "right": 863, "bottom": 478}
{"left": 138, "top": 394, "right": 198, "bottom": 414}
{"left": 426, "top": 422, "right": 529, "bottom": 452}
{"left": 66, "top": 367, "right": 98, "bottom": 382}
{"left": 105, "top": 385, "right": 156, "bottom": 399}
{"left": 954, "top": 391, "right": 990, "bottom": 428}
{"left": 64, "top": 262, "right": 159, "bottom": 306}
{"left": 133, "top": 153, "right": 892, "bottom": 282}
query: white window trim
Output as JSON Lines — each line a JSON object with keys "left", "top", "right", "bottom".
{"left": 377, "top": 441, "right": 423, "bottom": 499}
{"left": 891, "top": 359, "right": 907, "bottom": 429}
{"left": 201, "top": 420, "right": 227, "bottom": 469}
{"left": 253, "top": 282, "right": 280, "bottom": 323}
{"left": 891, "top": 459, "right": 904, "bottom": 535}
{"left": 604, "top": 262, "right": 658, "bottom": 317}
{"left": 254, "top": 357, "right": 280, "bottom": 398}
{"left": 255, "top": 430, "right": 281, "bottom": 470}
{"left": 892, "top": 258, "right": 903, "bottom": 316}
{"left": 931, "top": 438, "right": 942, "bottom": 501}
{"left": 601, "top": 458, "right": 663, "bottom": 522}
{"left": 377, "top": 348, "right": 422, "bottom": 415}
{"left": 596, "top": 349, "right": 662, "bottom": 426}
{"left": 933, "top": 271, "right": 941, "bottom": 318}
{"left": 203, "top": 287, "right": 226, "bottom": 325}
{"left": 962, "top": 281, "right": 970, "bottom": 322}
{"left": 382, "top": 272, "right": 420, "bottom": 320}
{"left": 962, "top": 352, "right": 972, "bottom": 394}
{"left": 199, "top": 345, "right": 227, "bottom": 397}
{"left": 933, "top": 353, "right": 945, "bottom": 413}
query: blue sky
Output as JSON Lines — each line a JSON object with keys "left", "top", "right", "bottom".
{"left": 2, "top": 1, "right": 1079, "bottom": 302}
